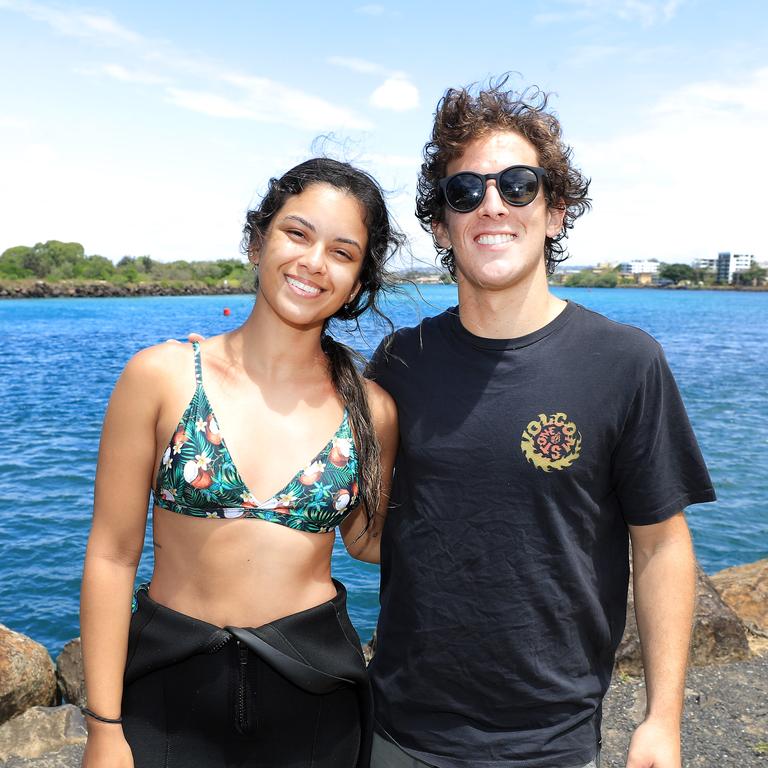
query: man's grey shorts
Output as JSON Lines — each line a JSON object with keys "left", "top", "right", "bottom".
{"left": 371, "top": 732, "right": 600, "bottom": 768}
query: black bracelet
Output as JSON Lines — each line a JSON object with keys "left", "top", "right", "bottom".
{"left": 81, "top": 706, "right": 123, "bottom": 724}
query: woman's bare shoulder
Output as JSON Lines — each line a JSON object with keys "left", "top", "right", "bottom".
{"left": 125, "top": 341, "right": 193, "bottom": 377}
{"left": 364, "top": 378, "right": 397, "bottom": 427}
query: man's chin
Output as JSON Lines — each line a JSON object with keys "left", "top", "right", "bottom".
{"left": 457, "top": 267, "right": 530, "bottom": 292}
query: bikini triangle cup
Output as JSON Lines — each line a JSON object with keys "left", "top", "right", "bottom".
{"left": 152, "top": 342, "right": 362, "bottom": 532}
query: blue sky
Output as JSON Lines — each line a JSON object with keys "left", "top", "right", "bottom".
{"left": 1, "top": 0, "right": 766, "bottom": 269}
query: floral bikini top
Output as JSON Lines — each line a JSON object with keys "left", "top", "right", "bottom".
{"left": 153, "top": 342, "right": 361, "bottom": 533}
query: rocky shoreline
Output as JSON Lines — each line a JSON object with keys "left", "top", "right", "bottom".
{"left": 0, "top": 280, "right": 249, "bottom": 299}
{"left": 1, "top": 558, "right": 766, "bottom": 766}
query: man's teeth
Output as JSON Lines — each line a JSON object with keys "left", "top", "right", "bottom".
{"left": 477, "top": 233, "right": 516, "bottom": 245}
{"left": 286, "top": 276, "right": 320, "bottom": 295}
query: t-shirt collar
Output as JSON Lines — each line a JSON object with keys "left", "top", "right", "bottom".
{"left": 446, "top": 300, "right": 576, "bottom": 351}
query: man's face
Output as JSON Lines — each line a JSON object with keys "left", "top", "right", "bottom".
{"left": 433, "top": 131, "right": 564, "bottom": 294}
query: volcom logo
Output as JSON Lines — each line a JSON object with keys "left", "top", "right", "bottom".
{"left": 521, "top": 412, "right": 582, "bottom": 472}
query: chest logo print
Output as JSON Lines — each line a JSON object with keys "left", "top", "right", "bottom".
{"left": 521, "top": 412, "right": 582, "bottom": 472}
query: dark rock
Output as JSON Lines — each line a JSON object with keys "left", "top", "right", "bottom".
{"left": 0, "top": 705, "right": 86, "bottom": 761}
{"left": 0, "top": 625, "right": 57, "bottom": 725}
{"left": 615, "top": 564, "right": 750, "bottom": 676}
{"left": 55, "top": 640, "right": 85, "bottom": 708}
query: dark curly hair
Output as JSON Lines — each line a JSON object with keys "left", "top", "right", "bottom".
{"left": 242, "top": 158, "right": 406, "bottom": 530}
{"left": 416, "top": 76, "right": 591, "bottom": 277}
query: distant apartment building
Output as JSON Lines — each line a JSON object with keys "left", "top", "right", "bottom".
{"left": 618, "top": 260, "right": 660, "bottom": 276}
{"left": 618, "top": 260, "right": 659, "bottom": 284}
{"left": 716, "top": 252, "right": 753, "bottom": 284}
{"left": 692, "top": 257, "right": 718, "bottom": 273}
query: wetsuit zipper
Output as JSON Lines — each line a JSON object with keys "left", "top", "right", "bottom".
{"left": 237, "top": 640, "right": 249, "bottom": 732}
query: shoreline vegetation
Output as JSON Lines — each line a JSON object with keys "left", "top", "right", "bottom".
{"left": 1, "top": 241, "right": 766, "bottom": 299}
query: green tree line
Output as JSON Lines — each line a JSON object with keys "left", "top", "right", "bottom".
{"left": 0, "top": 241, "right": 251, "bottom": 287}
{"left": 559, "top": 262, "right": 766, "bottom": 288}
{"left": 658, "top": 262, "right": 767, "bottom": 286}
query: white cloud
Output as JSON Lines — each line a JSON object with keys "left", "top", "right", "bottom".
{"left": 567, "top": 67, "right": 767, "bottom": 265}
{"left": 535, "top": 0, "right": 683, "bottom": 26}
{"left": 165, "top": 88, "right": 257, "bottom": 120}
{"left": 0, "top": 135, "right": 248, "bottom": 262}
{"left": 1, "top": 0, "right": 142, "bottom": 44}
{"left": 653, "top": 67, "right": 768, "bottom": 116}
{"left": 0, "top": 115, "right": 28, "bottom": 128}
{"left": 370, "top": 77, "right": 419, "bottom": 112}
{"left": 100, "top": 63, "right": 170, "bottom": 85}
{"left": 1, "top": 1, "right": 371, "bottom": 131}
{"left": 328, "top": 56, "right": 385, "bottom": 75}
{"left": 356, "top": 4, "right": 386, "bottom": 15}
{"left": 167, "top": 80, "right": 372, "bottom": 131}
{"left": 329, "top": 57, "right": 420, "bottom": 114}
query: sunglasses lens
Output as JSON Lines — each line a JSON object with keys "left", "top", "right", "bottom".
{"left": 499, "top": 168, "right": 540, "bottom": 205}
{"left": 445, "top": 174, "right": 484, "bottom": 211}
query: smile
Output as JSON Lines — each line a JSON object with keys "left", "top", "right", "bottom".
{"left": 285, "top": 276, "right": 322, "bottom": 296}
{"left": 476, "top": 233, "right": 517, "bottom": 245}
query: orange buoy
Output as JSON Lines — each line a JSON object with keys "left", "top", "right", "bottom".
{"left": 223, "top": 307, "right": 231, "bottom": 316}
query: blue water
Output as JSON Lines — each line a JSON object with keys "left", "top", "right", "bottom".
{"left": 0, "top": 286, "right": 766, "bottom": 657}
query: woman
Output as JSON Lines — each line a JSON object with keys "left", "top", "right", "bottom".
{"left": 80, "top": 158, "right": 400, "bottom": 768}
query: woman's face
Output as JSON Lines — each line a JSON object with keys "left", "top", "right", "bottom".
{"left": 252, "top": 183, "right": 368, "bottom": 330}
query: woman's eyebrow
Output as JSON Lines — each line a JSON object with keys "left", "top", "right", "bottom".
{"left": 335, "top": 237, "right": 362, "bottom": 253}
{"left": 283, "top": 214, "right": 315, "bottom": 231}
{"left": 283, "top": 215, "right": 362, "bottom": 253}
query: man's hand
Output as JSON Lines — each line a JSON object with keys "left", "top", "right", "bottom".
{"left": 164, "top": 333, "right": 206, "bottom": 343}
{"left": 626, "top": 717, "right": 682, "bottom": 767}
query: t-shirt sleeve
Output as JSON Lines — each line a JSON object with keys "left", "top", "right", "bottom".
{"left": 611, "top": 344, "right": 716, "bottom": 525}
{"left": 364, "top": 334, "right": 397, "bottom": 395}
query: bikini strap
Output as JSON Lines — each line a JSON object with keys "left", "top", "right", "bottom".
{"left": 192, "top": 341, "right": 203, "bottom": 386}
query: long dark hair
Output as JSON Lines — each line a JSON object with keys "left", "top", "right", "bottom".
{"left": 242, "top": 158, "right": 405, "bottom": 527}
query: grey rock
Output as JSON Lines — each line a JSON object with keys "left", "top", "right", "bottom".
{"left": 0, "top": 705, "right": 85, "bottom": 761}
{"left": 0, "top": 626, "right": 56, "bottom": 726}
{"left": 3, "top": 743, "right": 84, "bottom": 767}
{"left": 54, "top": 640, "right": 84, "bottom": 708}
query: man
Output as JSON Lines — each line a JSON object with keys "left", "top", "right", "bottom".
{"left": 365, "top": 80, "right": 715, "bottom": 768}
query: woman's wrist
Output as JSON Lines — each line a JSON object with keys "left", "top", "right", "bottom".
{"left": 81, "top": 706, "right": 123, "bottom": 724}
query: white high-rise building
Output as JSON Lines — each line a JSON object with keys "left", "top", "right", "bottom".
{"left": 617, "top": 260, "right": 659, "bottom": 276}
{"left": 717, "top": 252, "right": 753, "bottom": 284}
{"left": 692, "top": 257, "right": 717, "bottom": 272}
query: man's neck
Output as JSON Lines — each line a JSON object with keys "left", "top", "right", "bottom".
{"left": 456, "top": 275, "right": 566, "bottom": 340}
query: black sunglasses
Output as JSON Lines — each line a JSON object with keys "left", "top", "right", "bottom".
{"left": 439, "top": 165, "right": 548, "bottom": 213}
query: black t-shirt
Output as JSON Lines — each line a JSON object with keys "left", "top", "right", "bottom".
{"left": 366, "top": 302, "right": 715, "bottom": 768}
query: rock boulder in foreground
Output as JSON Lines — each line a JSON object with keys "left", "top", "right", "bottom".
{"left": 0, "top": 705, "right": 86, "bottom": 762}
{"left": 54, "top": 639, "right": 85, "bottom": 709}
{"left": 0, "top": 625, "right": 56, "bottom": 726}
